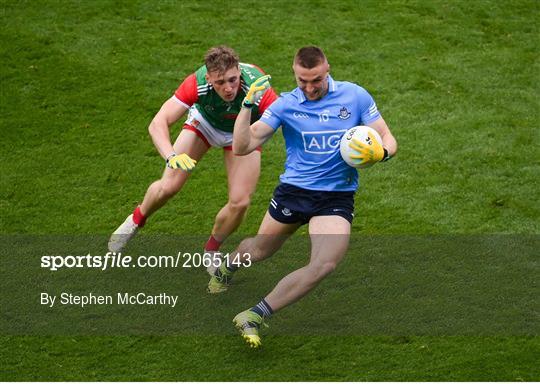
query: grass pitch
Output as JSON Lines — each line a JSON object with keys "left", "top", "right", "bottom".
{"left": 1, "top": 0, "right": 539, "bottom": 381}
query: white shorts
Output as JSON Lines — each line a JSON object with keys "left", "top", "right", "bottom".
{"left": 183, "top": 106, "right": 233, "bottom": 148}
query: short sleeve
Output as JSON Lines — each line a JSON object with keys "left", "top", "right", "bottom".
{"left": 173, "top": 73, "right": 198, "bottom": 107}
{"left": 259, "top": 96, "right": 284, "bottom": 131}
{"left": 257, "top": 88, "right": 278, "bottom": 114}
{"left": 357, "top": 86, "right": 381, "bottom": 124}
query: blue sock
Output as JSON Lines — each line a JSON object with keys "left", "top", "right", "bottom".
{"left": 251, "top": 298, "right": 274, "bottom": 319}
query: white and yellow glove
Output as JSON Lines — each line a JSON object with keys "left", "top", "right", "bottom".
{"left": 166, "top": 153, "right": 197, "bottom": 172}
{"left": 243, "top": 75, "right": 271, "bottom": 109}
{"left": 349, "top": 131, "right": 388, "bottom": 166}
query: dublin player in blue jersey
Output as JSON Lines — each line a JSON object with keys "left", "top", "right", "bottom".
{"left": 208, "top": 46, "right": 398, "bottom": 347}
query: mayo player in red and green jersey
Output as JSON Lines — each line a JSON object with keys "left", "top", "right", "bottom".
{"left": 108, "top": 46, "right": 277, "bottom": 272}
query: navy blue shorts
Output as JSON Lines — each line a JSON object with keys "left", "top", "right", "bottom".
{"left": 268, "top": 183, "right": 355, "bottom": 225}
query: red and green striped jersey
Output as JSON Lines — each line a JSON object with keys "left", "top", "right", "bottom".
{"left": 173, "top": 63, "right": 277, "bottom": 133}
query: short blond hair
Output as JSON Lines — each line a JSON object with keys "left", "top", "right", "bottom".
{"left": 204, "top": 46, "right": 239, "bottom": 74}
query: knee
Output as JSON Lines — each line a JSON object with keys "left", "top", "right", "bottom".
{"left": 228, "top": 196, "right": 251, "bottom": 215}
{"left": 309, "top": 261, "right": 338, "bottom": 281}
{"left": 237, "top": 237, "right": 270, "bottom": 262}
{"left": 158, "top": 180, "right": 181, "bottom": 200}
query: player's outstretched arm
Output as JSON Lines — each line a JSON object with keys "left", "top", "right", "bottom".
{"left": 233, "top": 108, "right": 274, "bottom": 155}
{"left": 148, "top": 97, "right": 189, "bottom": 159}
{"left": 233, "top": 75, "right": 274, "bottom": 155}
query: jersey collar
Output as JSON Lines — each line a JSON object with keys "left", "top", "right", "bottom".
{"left": 294, "top": 74, "right": 336, "bottom": 103}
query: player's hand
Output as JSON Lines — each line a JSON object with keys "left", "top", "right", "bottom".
{"left": 166, "top": 153, "right": 197, "bottom": 171}
{"left": 243, "top": 75, "right": 271, "bottom": 108}
{"left": 349, "top": 131, "right": 385, "bottom": 165}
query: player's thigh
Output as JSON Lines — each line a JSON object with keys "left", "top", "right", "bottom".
{"left": 223, "top": 150, "right": 261, "bottom": 200}
{"left": 161, "top": 129, "right": 210, "bottom": 188}
{"left": 308, "top": 215, "right": 351, "bottom": 265}
{"left": 172, "top": 128, "right": 210, "bottom": 159}
{"left": 248, "top": 211, "right": 301, "bottom": 257}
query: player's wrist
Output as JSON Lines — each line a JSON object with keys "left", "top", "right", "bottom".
{"left": 166, "top": 152, "right": 176, "bottom": 167}
{"left": 242, "top": 99, "right": 255, "bottom": 109}
{"left": 381, "top": 148, "right": 391, "bottom": 162}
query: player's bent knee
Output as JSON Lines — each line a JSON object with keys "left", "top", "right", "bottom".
{"left": 158, "top": 180, "right": 182, "bottom": 200}
{"left": 228, "top": 197, "right": 251, "bottom": 214}
{"left": 236, "top": 237, "right": 256, "bottom": 255}
{"left": 237, "top": 237, "right": 271, "bottom": 262}
{"left": 309, "top": 261, "right": 338, "bottom": 281}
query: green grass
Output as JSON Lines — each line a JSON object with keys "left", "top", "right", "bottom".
{"left": 1, "top": 0, "right": 539, "bottom": 381}
{"left": 1, "top": 336, "right": 538, "bottom": 381}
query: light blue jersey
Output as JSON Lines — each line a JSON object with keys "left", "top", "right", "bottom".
{"left": 260, "top": 75, "right": 381, "bottom": 191}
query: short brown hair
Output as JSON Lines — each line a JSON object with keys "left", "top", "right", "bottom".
{"left": 204, "top": 46, "right": 239, "bottom": 74}
{"left": 294, "top": 46, "right": 327, "bottom": 68}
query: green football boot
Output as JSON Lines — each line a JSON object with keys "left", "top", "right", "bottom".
{"left": 232, "top": 309, "right": 268, "bottom": 348}
{"left": 207, "top": 263, "right": 233, "bottom": 294}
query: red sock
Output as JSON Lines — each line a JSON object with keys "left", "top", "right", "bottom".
{"left": 132, "top": 206, "right": 147, "bottom": 227}
{"left": 205, "top": 235, "right": 222, "bottom": 251}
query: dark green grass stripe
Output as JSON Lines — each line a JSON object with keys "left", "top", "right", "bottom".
{"left": 1, "top": 336, "right": 538, "bottom": 381}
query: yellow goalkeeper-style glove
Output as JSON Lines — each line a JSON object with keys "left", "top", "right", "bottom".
{"left": 349, "top": 131, "right": 388, "bottom": 166}
{"left": 166, "top": 153, "right": 197, "bottom": 172}
{"left": 243, "top": 75, "right": 271, "bottom": 108}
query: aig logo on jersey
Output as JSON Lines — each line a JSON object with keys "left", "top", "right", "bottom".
{"left": 301, "top": 130, "right": 347, "bottom": 154}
